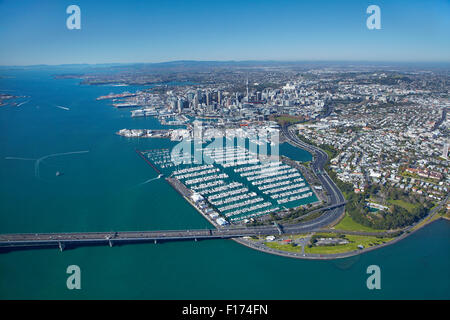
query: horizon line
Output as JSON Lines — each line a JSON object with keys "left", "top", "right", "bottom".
{"left": 1, "top": 59, "right": 450, "bottom": 68}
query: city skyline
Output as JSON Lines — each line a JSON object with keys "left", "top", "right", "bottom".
{"left": 1, "top": 0, "right": 449, "bottom": 66}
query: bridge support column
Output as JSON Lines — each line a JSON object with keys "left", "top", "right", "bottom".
{"left": 109, "top": 240, "right": 113, "bottom": 247}
{"left": 58, "top": 242, "right": 65, "bottom": 252}
{"left": 154, "top": 239, "right": 157, "bottom": 244}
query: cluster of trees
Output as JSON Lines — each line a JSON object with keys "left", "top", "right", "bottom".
{"left": 325, "top": 166, "right": 354, "bottom": 195}
{"left": 344, "top": 188, "right": 430, "bottom": 230}
{"left": 374, "top": 205, "right": 427, "bottom": 230}
{"left": 296, "top": 134, "right": 317, "bottom": 147}
{"left": 279, "top": 203, "right": 323, "bottom": 222}
{"left": 297, "top": 132, "right": 431, "bottom": 230}
{"left": 320, "top": 144, "right": 339, "bottom": 159}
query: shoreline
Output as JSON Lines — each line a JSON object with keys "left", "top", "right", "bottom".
{"left": 0, "top": 126, "right": 446, "bottom": 258}
{"left": 234, "top": 216, "right": 448, "bottom": 260}
{"left": 229, "top": 128, "right": 449, "bottom": 260}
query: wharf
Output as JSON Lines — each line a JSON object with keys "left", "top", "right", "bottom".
{"left": 166, "top": 177, "right": 219, "bottom": 228}
{"left": 135, "top": 149, "right": 161, "bottom": 174}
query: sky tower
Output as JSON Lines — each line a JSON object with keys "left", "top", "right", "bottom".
{"left": 246, "top": 75, "right": 249, "bottom": 102}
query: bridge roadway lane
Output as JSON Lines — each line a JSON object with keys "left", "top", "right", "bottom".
{"left": 0, "top": 207, "right": 344, "bottom": 248}
{"left": 0, "top": 125, "right": 346, "bottom": 250}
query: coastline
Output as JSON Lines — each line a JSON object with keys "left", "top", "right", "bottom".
{"left": 234, "top": 216, "right": 449, "bottom": 260}
{"left": 229, "top": 130, "right": 449, "bottom": 260}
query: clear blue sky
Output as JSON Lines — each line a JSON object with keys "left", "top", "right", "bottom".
{"left": 0, "top": 0, "right": 449, "bottom": 65}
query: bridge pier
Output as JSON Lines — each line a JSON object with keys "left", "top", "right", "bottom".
{"left": 273, "top": 222, "right": 283, "bottom": 235}
{"left": 154, "top": 239, "right": 157, "bottom": 244}
{"left": 109, "top": 239, "right": 113, "bottom": 247}
{"left": 58, "top": 241, "right": 65, "bottom": 252}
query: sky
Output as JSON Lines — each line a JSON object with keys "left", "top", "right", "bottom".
{"left": 0, "top": 0, "right": 449, "bottom": 65}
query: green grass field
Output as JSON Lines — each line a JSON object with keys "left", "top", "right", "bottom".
{"left": 387, "top": 199, "right": 419, "bottom": 212}
{"left": 304, "top": 235, "right": 393, "bottom": 254}
{"left": 262, "top": 232, "right": 394, "bottom": 255}
{"left": 273, "top": 115, "right": 302, "bottom": 126}
{"left": 264, "top": 242, "right": 302, "bottom": 253}
{"left": 333, "top": 213, "right": 383, "bottom": 233}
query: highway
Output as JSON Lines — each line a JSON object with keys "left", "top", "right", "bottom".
{"left": 280, "top": 124, "right": 346, "bottom": 232}
{"left": 0, "top": 123, "right": 347, "bottom": 251}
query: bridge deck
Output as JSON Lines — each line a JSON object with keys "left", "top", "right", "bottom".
{"left": 0, "top": 202, "right": 347, "bottom": 250}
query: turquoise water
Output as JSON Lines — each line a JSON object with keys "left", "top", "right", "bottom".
{"left": 0, "top": 68, "right": 210, "bottom": 233}
{"left": 279, "top": 142, "right": 312, "bottom": 162}
{"left": 0, "top": 220, "right": 448, "bottom": 299}
{"left": 0, "top": 68, "right": 449, "bottom": 299}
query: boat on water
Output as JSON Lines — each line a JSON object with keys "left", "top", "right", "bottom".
{"left": 16, "top": 100, "right": 29, "bottom": 107}
{"left": 56, "top": 171, "right": 62, "bottom": 176}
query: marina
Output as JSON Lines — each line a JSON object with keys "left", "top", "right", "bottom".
{"left": 0, "top": 62, "right": 447, "bottom": 300}
{"left": 136, "top": 145, "right": 318, "bottom": 226}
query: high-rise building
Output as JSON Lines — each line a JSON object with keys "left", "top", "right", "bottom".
{"left": 246, "top": 77, "right": 249, "bottom": 102}
{"left": 177, "top": 98, "right": 184, "bottom": 113}
{"left": 193, "top": 93, "right": 199, "bottom": 109}
{"left": 170, "top": 99, "right": 177, "bottom": 110}
{"left": 217, "top": 90, "right": 222, "bottom": 106}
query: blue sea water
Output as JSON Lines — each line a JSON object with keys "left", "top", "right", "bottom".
{"left": 0, "top": 67, "right": 449, "bottom": 299}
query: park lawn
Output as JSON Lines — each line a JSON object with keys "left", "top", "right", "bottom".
{"left": 283, "top": 234, "right": 309, "bottom": 240}
{"left": 273, "top": 115, "right": 302, "bottom": 126}
{"left": 304, "top": 235, "right": 393, "bottom": 255}
{"left": 333, "top": 213, "right": 383, "bottom": 233}
{"left": 314, "top": 232, "right": 344, "bottom": 238}
{"left": 264, "top": 242, "right": 302, "bottom": 253}
{"left": 387, "top": 199, "right": 419, "bottom": 212}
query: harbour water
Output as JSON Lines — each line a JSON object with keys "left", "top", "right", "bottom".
{"left": 0, "top": 67, "right": 449, "bottom": 299}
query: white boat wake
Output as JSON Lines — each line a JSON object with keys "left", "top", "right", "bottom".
{"left": 5, "top": 150, "right": 89, "bottom": 178}
{"left": 56, "top": 105, "right": 70, "bottom": 111}
{"left": 138, "top": 174, "right": 163, "bottom": 186}
{"left": 17, "top": 100, "right": 29, "bottom": 107}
